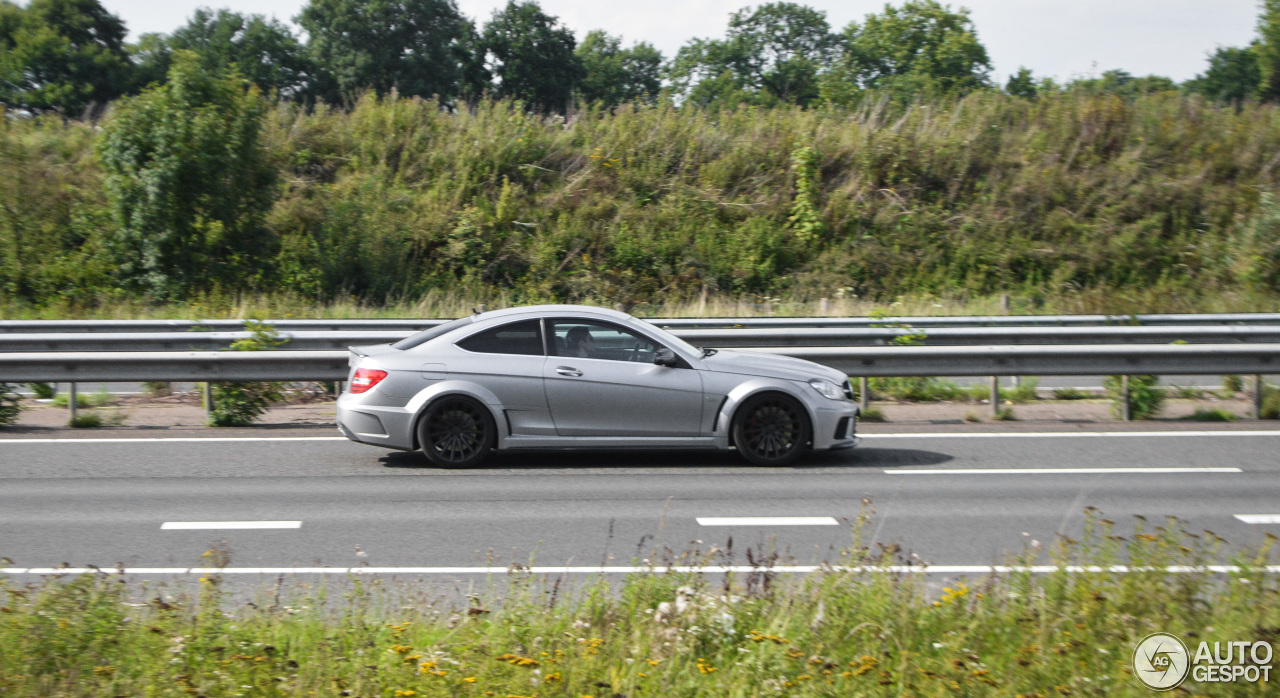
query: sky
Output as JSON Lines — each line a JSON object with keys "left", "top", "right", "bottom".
{"left": 96, "top": 0, "right": 1261, "bottom": 84}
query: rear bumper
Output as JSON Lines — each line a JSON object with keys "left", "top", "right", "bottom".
{"left": 336, "top": 393, "right": 416, "bottom": 450}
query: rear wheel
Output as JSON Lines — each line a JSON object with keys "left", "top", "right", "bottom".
{"left": 417, "top": 396, "right": 495, "bottom": 468}
{"left": 731, "top": 393, "right": 811, "bottom": 466}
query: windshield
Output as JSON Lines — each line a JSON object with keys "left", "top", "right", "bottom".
{"left": 391, "top": 316, "right": 473, "bottom": 350}
{"left": 632, "top": 318, "right": 703, "bottom": 358}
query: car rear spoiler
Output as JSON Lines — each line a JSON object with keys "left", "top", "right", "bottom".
{"left": 349, "top": 343, "right": 400, "bottom": 358}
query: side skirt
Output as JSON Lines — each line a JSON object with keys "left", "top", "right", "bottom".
{"left": 500, "top": 435, "right": 726, "bottom": 451}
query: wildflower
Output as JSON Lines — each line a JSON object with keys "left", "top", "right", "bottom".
{"left": 389, "top": 645, "right": 413, "bottom": 654}
{"left": 544, "top": 672, "right": 562, "bottom": 682}
{"left": 93, "top": 666, "right": 116, "bottom": 676}
{"left": 696, "top": 657, "right": 717, "bottom": 674}
{"left": 393, "top": 691, "right": 416, "bottom": 697}
{"left": 647, "top": 658, "right": 661, "bottom": 666}
{"left": 463, "top": 677, "right": 477, "bottom": 683}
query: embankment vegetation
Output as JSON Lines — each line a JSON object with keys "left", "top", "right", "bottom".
{"left": 5, "top": 88, "right": 1280, "bottom": 318}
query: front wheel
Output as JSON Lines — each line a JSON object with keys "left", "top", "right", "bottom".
{"left": 731, "top": 393, "right": 811, "bottom": 466}
{"left": 417, "top": 396, "right": 495, "bottom": 468}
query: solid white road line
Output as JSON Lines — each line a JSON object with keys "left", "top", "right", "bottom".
{"left": 886, "top": 467, "right": 1242, "bottom": 475}
{"left": 161, "top": 521, "right": 302, "bottom": 530}
{"left": 696, "top": 516, "right": 839, "bottom": 526}
{"left": 1235, "top": 515, "right": 1280, "bottom": 524}
{"left": 3, "top": 431, "right": 1280, "bottom": 444}
{"left": 863, "top": 431, "right": 1280, "bottom": 438}
{"left": 2, "top": 564, "right": 1278, "bottom": 575}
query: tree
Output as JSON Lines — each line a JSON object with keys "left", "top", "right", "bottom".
{"left": 1185, "top": 46, "right": 1260, "bottom": 104}
{"left": 1068, "top": 70, "right": 1176, "bottom": 98}
{"left": 481, "top": 1, "right": 582, "bottom": 113}
{"left": 575, "top": 30, "right": 662, "bottom": 108}
{"left": 298, "top": 0, "right": 481, "bottom": 104}
{"left": 0, "top": 0, "right": 133, "bottom": 115}
{"left": 832, "top": 0, "right": 991, "bottom": 101}
{"left": 669, "top": 2, "right": 840, "bottom": 107}
{"left": 1258, "top": 0, "right": 1280, "bottom": 100}
{"left": 169, "top": 8, "right": 315, "bottom": 99}
{"left": 1004, "top": 66, "right": 1037, "bottom": 99}
{"left": 96, "top": 52, "right": 275, "bottom": 299}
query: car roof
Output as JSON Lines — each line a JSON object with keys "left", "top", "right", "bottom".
{"left": 472, "top": 304, "right": 634, "bottom": 322}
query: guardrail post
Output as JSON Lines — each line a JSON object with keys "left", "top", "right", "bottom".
{"left": 201, "top": 382, "right": 213, "bottom": 418}
{"left": 989, "top": 376, "right": 1000, "bottom": 417}
{"left": 1121, "top": 375, "right": 1131, "bottom": 421}
{"left": 1255, "top": 374, "right": 1265, "bottom": 419}
{"left": 67, "top": 382, "right": 77, "bottom": 423}
{"left": 859, "top": 376, "right": 869, "bottom": 409}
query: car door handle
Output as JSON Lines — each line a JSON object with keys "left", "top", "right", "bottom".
{"left": 555, "top": 366, "right": 583, "bottom": 377}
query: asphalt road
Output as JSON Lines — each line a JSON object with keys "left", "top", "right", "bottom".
{"left": 2, "top": 427, "right": 1279, "bottom": 578}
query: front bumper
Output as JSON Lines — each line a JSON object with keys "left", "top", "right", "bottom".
{"left": 810, "top": 402, "right": 861, "bottom": 450}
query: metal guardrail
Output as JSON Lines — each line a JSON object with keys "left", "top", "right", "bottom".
{"left": 2, "top": 344, "right": 1276, "bottom": 382}
{"left": 2, "top": 312, "right": 1280, "bottom": 334}
{"left": 7, "top": 325, "right": 1280, "bottom": 352}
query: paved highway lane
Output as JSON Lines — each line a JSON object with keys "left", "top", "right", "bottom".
{"left": 2, "top": 430, "right": 1279, "bottom": 575}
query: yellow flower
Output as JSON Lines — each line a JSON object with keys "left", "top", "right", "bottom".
{"left": 393, "top": 691, "right": 416, "bottom": 697}
{"left": 389, "top": 644, "right": 413, "bottom": 654}
{"left": 463, "top": 677, "right": 477, "bottom": 683}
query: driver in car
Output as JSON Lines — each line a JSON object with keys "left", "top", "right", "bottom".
{"left": 565, "top": 326, "right": 597, "bottom": 358}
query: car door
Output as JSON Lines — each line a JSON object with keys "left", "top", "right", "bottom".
{"left": 448, "top": 318, "right": 556, "bottom": 436}
{"left": 542, "top": 318, "right": 704, "bottom": 437}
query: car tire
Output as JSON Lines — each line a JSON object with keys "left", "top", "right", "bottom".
{"left": 731, "top": 393, "right": 811, "bottom": 466}
{"left": 417, "top": 396, "right": 496, "bottom": 468}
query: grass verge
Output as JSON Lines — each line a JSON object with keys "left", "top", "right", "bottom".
{"left": 1, "top": 512, "right": 1276, "bottom": 696}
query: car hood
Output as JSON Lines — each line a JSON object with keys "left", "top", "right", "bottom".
{"left": 701, "top": 349, "right": 847, "bottom": 383}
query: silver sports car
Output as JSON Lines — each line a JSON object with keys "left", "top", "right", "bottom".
{"left": 336, "top": 305, "right": 860, "bottom": 467}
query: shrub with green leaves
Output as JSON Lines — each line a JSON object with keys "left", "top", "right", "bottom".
{"left": 26, "top": 382, "right": 56, "bottom": 399}
{"left": 1103, "top": 374, "right": 1165, "bottom": 419}
{"left": 1262, "top": 384, "right": 1280, "bottom": 419}
{"left": 208, "top": 320, "right": 285, "bottom": 427}
{"left": 0, "top": 383, "right": 22, "bottom": 426}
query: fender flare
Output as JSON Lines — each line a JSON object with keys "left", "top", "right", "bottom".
{"left": 716, "top": 379, "right": 817, "bottom": 445}
{"left": 405, "top": 380, "right": 505, "bottom": 450}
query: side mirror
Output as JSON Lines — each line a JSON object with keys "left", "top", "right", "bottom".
{"left": 653, "top": 347, "right": 678, "bottom": 367}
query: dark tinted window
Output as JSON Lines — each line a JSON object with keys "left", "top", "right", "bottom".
{"left": 391, "top": 317, "right": 473, "bottom": 350}
{"left": 456, "top": 319, "right": 544, "bottom": 355}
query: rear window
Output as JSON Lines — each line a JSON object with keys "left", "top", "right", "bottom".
{"left": 391, "top": 317, "right": 473, "bottom": 350}
{"left": 456, "top": 319, "right": 544, "bottom": 356}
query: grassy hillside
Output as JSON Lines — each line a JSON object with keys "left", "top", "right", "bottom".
{"left": 4, "top": 90, "right": 1280, "bottom": 316}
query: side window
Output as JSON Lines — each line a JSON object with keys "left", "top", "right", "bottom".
{"left": 548, "top": 319, "right": 660, "bottom": 363}
{"left": 456, "top": 319, "right": 544, "bottom": 356}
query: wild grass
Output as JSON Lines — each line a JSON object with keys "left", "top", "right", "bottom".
{"left": 0, "top": 511, "right": 1276, "bottom": 696}
{"left": 1051, "top": 387, "right": 1093, "bottom": 400}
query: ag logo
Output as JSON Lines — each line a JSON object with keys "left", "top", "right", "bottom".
{"left": 1133, "top": 632, "right": 1191, "bottom": 690}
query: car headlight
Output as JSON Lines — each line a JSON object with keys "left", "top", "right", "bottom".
{"left": 808, "top": 379, "right": 845, "bottom": 400}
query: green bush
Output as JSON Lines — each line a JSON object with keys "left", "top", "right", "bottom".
{"left": 994, "top": 406, "right": 1018, "bottom": 421}
{"left": 26, "top": 382, "right": 56, "bottom": 399}
{"left": 1262, "top": 385, "right": 1280, "bottom": 419}
{"left": 208, "top": 320, "right": 285, "bottom": 427}
{"left": 68, "top": 412, "right": 102, "bottom": 428}
{"left": 1222, "top": 374, "right": 1245, "bottom": 393}
{"left": 1004, "top": 377, "right": 1039, "bottom": 403}
{"left": 859, "top": 406, "right": 886, "bottom": 422}
{"left": 0, "top": 384, "right": 22, "bottom": 426}
{"left": 1182, "top": 407, "right": 1237, "bottom": 422}
{"left": 1052, "top": 387, "right": 1091, "bottom": 400}
{"left": 1103, "top": 374, "right": 1165, "bottom": 420}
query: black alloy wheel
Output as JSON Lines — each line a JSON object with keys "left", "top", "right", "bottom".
{"left": 732, "top": 393, "right": 811, "bottom": 466}
{"left": 418, "top": 396, "right": 495, "bottom": 468}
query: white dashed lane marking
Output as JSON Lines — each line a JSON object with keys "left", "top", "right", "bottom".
{"left": 695, "top": 516, "right": 839, "bottom": 526}
{"left": 160, "top": 521, "right": 302, "bottom": 530}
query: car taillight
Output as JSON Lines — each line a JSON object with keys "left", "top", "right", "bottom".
{"left": 350, "top": 368, "right": 387, "bottom": 394}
